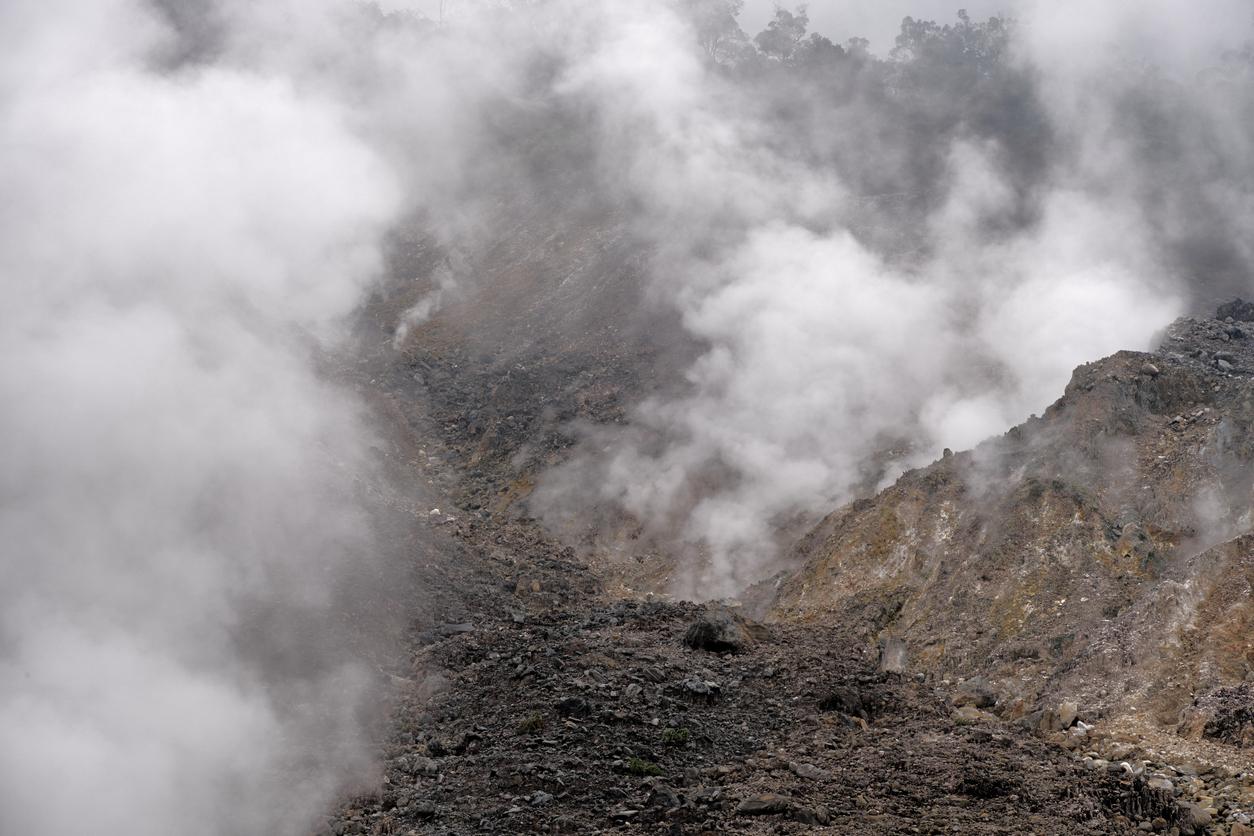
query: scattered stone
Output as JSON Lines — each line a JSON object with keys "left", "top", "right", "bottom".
{"left": 952, "top": 677, "right": 997, "bottom": 709}
{"left": 1140, "top": 362, "right": 1160, "bottom": 377}
{"left": 1108, "top": 743, "right": 1138, "bottom": 762}
{"left": 818, "top": 686, "right": 867, "bottom": 718}
{"left": 736, "top": 793, "right": 793, "bottom": 816}
{"left": 1217, "top": 298, "right": 1254, "bottom": 322}
{"left": 1178, "top": 801, "right": 1212, "bottom": 835}
{"left": 680, "top": 677, "right": 721, "bottom": 703}
{"left": 1184, "top": 682, "right": 1254, "bottom": 748}
{"left": 555, "top": 696, "right": 592, "bottom": 717}
{"left": 878, "top": 636, "right": 908, "bottom": 673}
{"left": 410, "top": 756, "right": 439, "bottom": 777}
{"left": 791, "top": 805, "right": 831, "bottom": 825}
{"left": 951, "top": 705, "right": 989, "bottom": 725}
{"left": 643, "top": 781, "right": 681, "bottom": 809}
{"left": 1040, "top": 707, "right": 1065, "bottom": 733}
{"left": 1058, "top": 700, "right": 1079, "bottom": 729}
{"left": 789, "top": 761, "right": 826, "bottom": 781}
{"left": 683, "top": 607, "right": 753, "bottom": 653}
{"left": 691, "top": 786, "right": 722, "bottom": 805}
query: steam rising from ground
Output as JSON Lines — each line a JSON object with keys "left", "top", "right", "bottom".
{"left": 2, "top": 0, "right": 1252, "bottom": 832}
{"left": 0, "top": 1, "right": 401, "bottom": 833}
{"left": 527, "top": 0, "right": 1253, "bottom": 596}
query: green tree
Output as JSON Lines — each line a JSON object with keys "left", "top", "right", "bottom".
{"left": 754, "top": 6, "right": 809, "bottom": 62}
{"left": 679, "top": 0, "right": 747, "bottom": 64}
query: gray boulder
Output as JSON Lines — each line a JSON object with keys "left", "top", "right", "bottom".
{"left": 683, "top": 607, "right": 753, "bottom": 653}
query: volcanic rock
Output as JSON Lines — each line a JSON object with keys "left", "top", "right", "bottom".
{"left": 736, "top": 793, "right": 793, "bottom": 815}
{"left": 683, "top": 606, "right": 753, "bottom": 653}
{"left": 1217, "top": 298, "right": 1254, "bottom": 321}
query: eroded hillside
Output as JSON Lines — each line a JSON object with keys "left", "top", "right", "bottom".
{"left": 324, "top": 272, "right": 1254, "bottom": 835}
{"left": 771, "top": 312, "right": 1254, "bottom": 744}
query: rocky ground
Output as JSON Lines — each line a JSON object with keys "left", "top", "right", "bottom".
{"left": 324, "top": 550, "right": 1200, "bottom": 835}
{"left": 325, "top": 261, "right": 1254, "bottom": 835}
{"left": 769, "top": 308, "right": 1254, "bottom": 835}
{"left": 318, "top": 510, "right": 1250, "bottom": 833}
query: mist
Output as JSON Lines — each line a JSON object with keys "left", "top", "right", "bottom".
{"left": 0, "top": 1, "right": 405, "bottom": 833}
{"left": 3, "top": 0, "right": 1253, "bottom": 833}
{"left": 524, "top": 0, "right": 1254, "bottom": 596}
{"left": 739, "top": 0, "right": 1012, "bottom": 51}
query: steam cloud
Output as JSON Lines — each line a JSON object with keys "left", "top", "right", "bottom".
{"left": 3, "top": 0, "right": 1253, "bottom": 833}
{"left": 0, "top": 1, "right": 404, "bottom": 833}
{"left": 527, "top": 0, "right": 1254, "bottom": 596}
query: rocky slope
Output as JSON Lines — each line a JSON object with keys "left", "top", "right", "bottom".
{"left": 770, "top": 313, "right": 1253, "bottom": 719}
{"left": 330, "top": 596, "right": 1179, "bottom": 835}
{"left": 763, "top": 309, "right": 1254, "bottom": 831}
{"left": 329, "top": 247, "right": 1254, "bottom": 834}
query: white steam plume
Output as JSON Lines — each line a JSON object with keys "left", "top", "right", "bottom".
{"left": 530, "top": 0, "right": 1253, "bottom": 597}
{"left": 3, "top": 1, "right": 1251, "bottom": 829}
{"left": 0, "top": 1, "right": 404, "bottom": 833}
